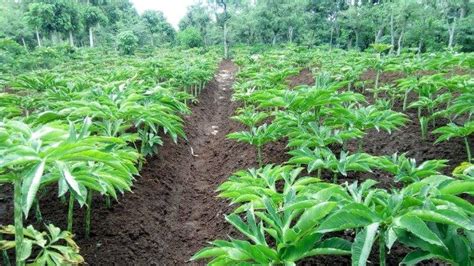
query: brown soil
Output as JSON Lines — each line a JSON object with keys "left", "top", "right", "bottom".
{"left": 287, "top": 68, "right": 315, "bottom": 88}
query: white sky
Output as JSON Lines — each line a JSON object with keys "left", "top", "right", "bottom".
{"left": 131, "top": 0, "right": 196, "bottom": 29}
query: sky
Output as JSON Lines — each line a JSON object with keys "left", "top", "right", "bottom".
{"left": 130, "top": 0, "right": 196, "bottom": 29}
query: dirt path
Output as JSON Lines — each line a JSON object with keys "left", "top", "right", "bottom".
{"left": 77, "top": 60, "right": 260, "bottom": 265}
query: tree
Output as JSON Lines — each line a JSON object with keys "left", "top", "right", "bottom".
{"left": 58, "top": 1, "right": 82, "bottom": 47}
{"left": 177, "top": 27, "right": 203, "bottom": 48}
{"left": 24, "top": 2, "right": 54, "bottom": 47}
{"left": 0, "top": 2, "right": 31, "bottom": 50}
{"left": 179, "top": 4, "right": 212, "bottom": 46}
{"left": 215, "top": 0, "right": 231, "bottom": 58}
{"left": 142, "top": 10, "right": 174, "bottom": 46}
{"left": 117, "top": 30, "right": 138, "bottom": 54}
{"left": 82, "top": 5, "right": 107, "bottom": 47}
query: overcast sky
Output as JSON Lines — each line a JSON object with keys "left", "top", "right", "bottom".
{"left": 131, "top": 0, "right": 196, "bottom": 28}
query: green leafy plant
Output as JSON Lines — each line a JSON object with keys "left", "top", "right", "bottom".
{"left": 228, "top": 123, "right": 280, "bottom": 167}
{"left": 433, "top": 121, "right": 474, "bottom": 162}
{"left": 194, "top": 165, "right": 356, "bottom": 265}
{"left": 288, "top": 147, "right": 377, "bottom": 182}
{"left": 0, "top": 119, "right": 137, "bottom": 265}
{"left": 377, "top": 153, "right": 448, "bottom": 183}
{"left": 117, "top": 31, "right": 139, "bottom": 55}
{"left": 0, "top": 224, "right": 84, "bottom": 265}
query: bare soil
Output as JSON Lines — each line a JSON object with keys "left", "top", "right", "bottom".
{"left": 287, "top": 68, "right": 315, "bottom": 88}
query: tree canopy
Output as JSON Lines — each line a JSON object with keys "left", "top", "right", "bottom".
{"left": 1, "top": 0, "right": 473, "bottom": 52}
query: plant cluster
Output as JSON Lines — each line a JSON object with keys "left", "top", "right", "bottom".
{"left": 0, "top": 47, "right": 220, "bottom": 265}
{"left": 194, "top": 46, "right": 474, "bottom": 265}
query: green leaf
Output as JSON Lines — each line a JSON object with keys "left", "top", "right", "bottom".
{"left": 400, "top": 250, "right": 435, "bottom": 265}
{"left": 317, "top": 203, "right": 379, "bottom": 233}
{"left": 21, "top": 160, "right": 46, "bottom": 217}
{"left": 439, "top": 181, "right": 474, "bottom": 195}
{"left": 408, "top": 209, "right": 474, "bottom": 231}
{"left": 191, "top": 247, "right": 226, "bottom": 260}
{"left": 351, "top": 223, "right": 379, "bottom": 266}
{"left": 294, "top": 202, "right": 337, "bottom": 233}
{"left": 56, "top": 161, "right": 83, "bottom": 199}
{"left": 395, "top": 215, "right": 444, "bottom": 247}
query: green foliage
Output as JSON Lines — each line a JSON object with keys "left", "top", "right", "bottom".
{"left": 194, "top": 165, "right": 355, "bottom": 264}
{"left": 220, "top": 46, "right": 474, "bottom": 266}
{"left": 0, "top": 47, "right": 221, "bottom": 264}
{"left": 177, "top": 27, "right": 203, "bottom": 48}
{"left": 117, "top": 31, "right": 139, "bottom": 55}
{"left": 0, "top": 224, "right": 84, "bottom": 265}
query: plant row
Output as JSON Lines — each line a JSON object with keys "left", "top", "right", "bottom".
{"left": 0, "top": 48, "right": 220, "bottom": 265}
{"left": 192, "top": 46, "right": 473, "bottom": 265}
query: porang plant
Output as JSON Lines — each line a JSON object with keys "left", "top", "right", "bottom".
{"left": 196, "top": 164, "right": 474, "bottom": 265}
{"left": 433, "top": 121, "right": 474, "bottom": 162}
{"left": 228, "top": 107, "right": 278, "bottom": 167}
{"left": 0, "top": 224, "right": 83, "bottom": 265}
{"left": 227, "top": 123, "right": 280, "bottom": 167}
{"left": 192, "top": 165, "right": 356, "bottom": 265}
{"left": 344, "top": 175, "right": 474, "bottom": 266}
{"left": 0, "top": 118, "right": 138, "bottom": 265}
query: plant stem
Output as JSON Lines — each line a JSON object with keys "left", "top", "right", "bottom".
{"left": 67, "top": 192, "right": 74, "bottom": 232}
{"left": 14, "top": 178, "right": 25, "bottom": 266}
{"left": 402, "top": 90, "right": 409, "bottom": 111}
{"left": 105, "top": 196, "right": 111, "bottom": 209}
{"left": 85, "top": 191, "right": 92, "bottom": 238}
{"left": 60, "top": 195, "right": 66, "bottom": 205}
{"left": 465, "top": 137, "right": 472, "bottom": 162}
{"left": 358, "top": 139, "right": 364, "bottom": 152}
{"left": 0, "top": 234, "right": 11, "bottom": 266}
{"left": 379, "top": 232, "right": 386, "bottom": 266}
{"left": 332, "top": 172, "right": 338, "bottom": 183}
{"left": 34, "top": 199, "right": 42, "bottom": 223}
{"left": 317, "top": 168, "right": 322, "bottom": 179}
{"left": 374, "top": 70, "right": 380, "bottom": 98}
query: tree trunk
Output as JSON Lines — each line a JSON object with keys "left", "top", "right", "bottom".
{"left": 397, "top": 30, "right": 404, "bottom": 55}
{"left": 389, "top": 12, "right": 395, "bottom": 53}
{"left": 288, "top": 26, "right": 294, "bottom": 43}
{"left": 69, "top": 31, "right": 74, "bottom": 47}
{"left": 329, "top": 27, "right": 334, "bottom": 48}
{"left": 21, "top": 37, "right": 27, "bottom": 52}
{"left": 272, "top": 32, "right": 277, "bottom": 46}
{"left": 223, "top": 21, "right": 228, "bottom": 59}
{"left": 35, "top": 28, "right": 41, "bottom": 47}
{"left": 89, "top": 26, "right": 94, "bottom": 48}
{"left": 418, "top": 38, "right": 423, "bottom": 55}
{"left": 375, "top": 27, "right": 383, "bottom": 43}
{"left": 448, "top": 18, "right": 456, "bottom": 49}
{"left": 51, "top": 32, "right": 56, "bottom": 45}
{"left": 354, "top": 30, "right": 360, "bottom": 50}
{"left": 150, "top": 34, "right": 154, "bottom": 46}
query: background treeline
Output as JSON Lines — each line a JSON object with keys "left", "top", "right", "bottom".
{"left": 1, "top": 0, "right": 473, "bottom": 54}
{"left": 0, "top": 0, "right": 175, "bottom": 50}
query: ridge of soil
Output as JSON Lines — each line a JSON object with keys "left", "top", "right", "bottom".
{"left": 76, "top": 60, "right": 265, "bottom": 264}
{"left": 287, "top": 68, "right": 315, "bottom": 88}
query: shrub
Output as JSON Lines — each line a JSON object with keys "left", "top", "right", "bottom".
{"left": 177, "top": 27, "right": 203, "bottom": 48}
{"left": 117, "top": 30, "right": 139, "bottom": 55}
